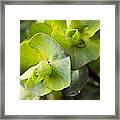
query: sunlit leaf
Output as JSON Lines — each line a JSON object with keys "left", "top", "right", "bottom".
{"left": 29, "top": 33, "right": 66, "bottom": 61}
{"left": 20, "top": 65, "right": 38, "bottom": 80}
{"left": 45, "top": 20, "right": 67, "bottom": 30}
{"left": 20, "top": 41, "right": 42, "bottom": 74}
{"left": 29, "top": 22, "right": 52, "bottom": 37}
{"left": 35, "top": 61, "right": 52, "bottom": 83}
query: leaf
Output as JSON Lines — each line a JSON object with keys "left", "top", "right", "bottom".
{"left": 68, "top": 32, "right": 100, "bottom": 69}
{"left": 20, "top": 65, "right": 38, "bottom": 80}
{"left": 35, "top": 61, "right": 52, "bottom": 83}
{"left": 29, "top": 81, "right": 52, "bottom": 96}
{"left": 81, "top": 20, "right": 100, "bottom": 37}
{"left": 20, "top": 41, "right": 42, "bottom": 74}
{"left": 25, "top": 75, "right": 36, "bottom": 89}
{"left": 29, "top": 33, "right": 66, "bottom": 61}
{"left": 44, "top": 57, "right": 71, "bottom": 91}
{"left": 52, "top": 29, "right": 100, "bottom": 69}
{"left": 45, "top": 20, "right": 67, "bottom": 30}
{"left": 51, "top": 27, "right": 72, "bottom": 49}
{"left": 29, "top": 22, "right": 52, "bottom": 38}
{"left": 20, "top": 86, "right": 40, "bottom": 100}
{"left": 68, "top": 20, "right": 81, "bottom": 29}
{"left": 46, "top": 91, "right": 63, "bottom": 100}
{"left": 65, "top": 66, "right": 89, "bottom": 96}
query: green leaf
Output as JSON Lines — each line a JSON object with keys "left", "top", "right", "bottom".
{"left": 35, "top": 61, "right": 52, "bottom": 83}
{"left": 65, "top": 66, "right": 89, "bottom": 96}
{"left": 68, "top": 20, "right": 81, "bottom": 29}
{"left": 45, "top": 20, "right": 67, "bottom": 30}
{"left": 51, "top": 27, "right": 72, "bottom": 49}
{"left": 46, "top": 91, "right": 63, "bottom": 100}
{"left": 20, "top": 65, "right": 38, "bottom": 80}
{"left": 20, "top": 41, "right": 42, "bottom": 74}
{"left": 81, "top": 20, "right": 100, "bottom": 37}
{"left": 25, "top": 77, "right": 34, "bottom": 89}
{"left": 70, "top": 32, "right": 100, "bottom": 69}
{"left": 29, "top": 33, "right": 66, "bottom": 61}
{"left": 68, "top": 20, "right": 100, "bottom": 37}
{"left": 20, "top": 86, "right": 40, "bottom": 100}
{"left": 29, "top": 22, "right": 52, "bottom": 38}
{"left": 52, "top": 29, "right": 100, "bottom": 69}
{"left": 29, "top": 81, "right": 52, "bottom": 96}
{"left": 44, "top": 57, "right": 71, "bottom": 91}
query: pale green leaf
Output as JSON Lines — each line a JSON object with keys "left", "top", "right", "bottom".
{"left": 35, "top": 61, "right": 52, "bottom": 83}
{"left": 68, "top": 32, "right": 100, "bottom": 69}
{"left": 44, "top": 57, "right": 71, "bottom": 91}
{"left": 20, "top": 86, "right": 40, "bottom": 100}
{"left": 29, "top": 81, "right": 52, "bottom": 96}
{"left": 20, "top": 65, "right": 38, "bottom": 80}
{"left": 29, "top": 33, "right": 66, "bottom": 61}
{"left": 51, "top": 27, "right": 72, "bottom": 49}
{"left": 65, "top": 66, "right": 88, "bottom": 96}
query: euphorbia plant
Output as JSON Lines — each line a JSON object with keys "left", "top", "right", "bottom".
{"left": 20, "top": 20, "right": 100, "bottom": 100}
{"left": 20, "top": 33, "right": 71, "bottom": 96}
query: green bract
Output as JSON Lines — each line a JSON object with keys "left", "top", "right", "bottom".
{"left": 51, "top": 20, "right": 100, "bottom": 69}
{"left": 20, "top": 33, "right": 71, "bottom": 96}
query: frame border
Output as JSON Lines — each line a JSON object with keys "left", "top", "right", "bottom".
{"left": 0, "top": 0, "right": 119, "bottom": 119}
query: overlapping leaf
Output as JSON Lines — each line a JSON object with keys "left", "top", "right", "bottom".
{"left": 44, "top": 57, "right": 71, "bottom": 91}
{"left": 29, "top": 22, "right": 52, "bottom": 37}
{"left": 20, "top": 41, "right": 42, "bottom": 74}
{"left": 52, "top": 22, "right": 100, "bottom": 69}
{"left": 20, "top": 33, "right": 71, "bottom": 96}
{"left": 65, "top": 66, "right": 89, "bottom": 97}
{"left": 29, "top": 33, "right": 66, "bottom": 61}
{"left": 29, "top": 81, "right": 52, "bottom": 96}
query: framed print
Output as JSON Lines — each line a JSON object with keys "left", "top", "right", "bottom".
{"left": 0, "top": 0, "right": 120, "bottom": 119}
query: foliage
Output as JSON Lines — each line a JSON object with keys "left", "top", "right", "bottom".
{"left": 20, "top": 20, "right": 100, "bottom": 100}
